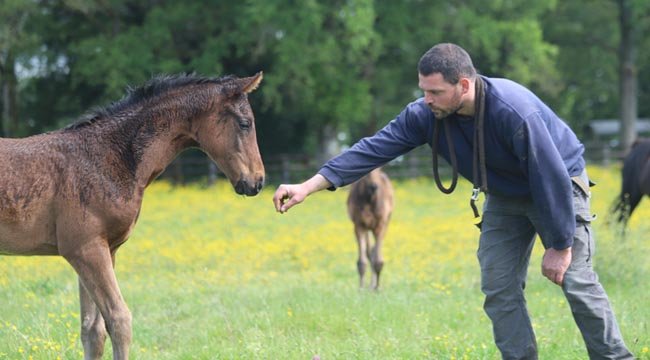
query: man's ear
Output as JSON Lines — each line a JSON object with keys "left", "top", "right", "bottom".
{"left": 459, "top": 77, "right": 471, "bottom": 95}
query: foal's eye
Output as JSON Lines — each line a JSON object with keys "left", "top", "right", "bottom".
{"left": 238, "top": 118, "right": 252, "bottom": 130}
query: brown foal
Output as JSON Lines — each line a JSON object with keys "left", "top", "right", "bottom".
{"left": 0, "top": 72, "right": 265, "bottom": 359}
{"left": 347, "top": 168, "right": 394, "bottom": 290}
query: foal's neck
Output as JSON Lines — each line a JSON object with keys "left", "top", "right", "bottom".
{"left": 127, "top": 99, "right": 204, "bottom": 189}
{"left": 91, "top": 90, "right": 209, "bottom": 191}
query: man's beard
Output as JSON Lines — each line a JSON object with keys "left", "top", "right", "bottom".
{"left": 428, "top": 92, "right": 463, "bottom": 119}
{"left": 430, "top": 103, "right": 463, "bottom": 119}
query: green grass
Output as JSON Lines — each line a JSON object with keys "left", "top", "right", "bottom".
{"left": 0, "top": 165, "right": 648, "bottom": 359}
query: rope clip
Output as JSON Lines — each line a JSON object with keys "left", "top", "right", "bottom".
{"left": 471, "top": 187, "right": 480, "bottom": 201}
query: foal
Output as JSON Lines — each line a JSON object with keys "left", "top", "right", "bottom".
{"left": 0, "top": 72, "right": 265, "bottom": 360}
{"left": 347, "top": 168, "right": 394, "bottom": 290}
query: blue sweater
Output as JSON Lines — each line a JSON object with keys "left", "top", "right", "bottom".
{"left": 319, "top": 76, "right": 585, "bottom": 249}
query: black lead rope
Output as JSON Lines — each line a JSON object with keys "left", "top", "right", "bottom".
{"left": 432, "top": 76, "right": 488, "bottom": 229}
{"left": 432, "top": 118, "right": 458, "bottom": 194}
{"left": 470, "top": 77, "right": 488, "bottom": 229}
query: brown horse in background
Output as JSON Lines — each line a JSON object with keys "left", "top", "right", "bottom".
{"left": 612, "top": 138, "right": 650, "bottom": 228}
{"left": 0, "top": 72, "right": 265, "bottom": 359}
{"left": 347, "top": 168, "right": 394, "bottom": 290}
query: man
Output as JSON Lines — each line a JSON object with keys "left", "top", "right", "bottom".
{"left": 272, "top": 43, "right": 633, "bottom": 359}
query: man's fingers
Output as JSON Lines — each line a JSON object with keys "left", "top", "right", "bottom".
{"left": 272, "top": 188, "right": 289, "bottom": 212}
{"left": 272, "top": 195, "right": 281, "bottom": 212}
{"left": 543, "top": 269, "right": 564, "bottom": 286}
{"left": 541, "top": 267, "right": 563, "bottom": 286}
{"left": 280, "top": 198, "right": 295, "bottom": 213}
{"left": 541, "top": 248, "right": 571, "bottom": 287}
{"left": 272, "top": 187, "right": 301, "bottom": 213}
{"left": 280, "top": 195, "right": 303, "bottom": 213}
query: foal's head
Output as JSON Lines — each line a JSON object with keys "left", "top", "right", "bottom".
{"left": 195, "top": 72, "right": 265, "bottom": 196}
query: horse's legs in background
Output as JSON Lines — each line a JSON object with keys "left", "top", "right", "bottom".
{"left": 65, "top": 244, "right": 131, "bottom": 360}
{"left": 355, "top": 225, "right": 369, "bottom": 289}
{"left": 79, "top": 278, "right": 107, "bottom": 360}
{"left": 370, "top": 222, "right": 387, "bottom": 290}
{"left": 626, "top": 192, "right": 643, "bottom": 224}
{"left": 617, "top": 154, "right": 650, "bottom": 226}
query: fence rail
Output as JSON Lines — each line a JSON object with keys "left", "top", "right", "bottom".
{"left": 160, "top": 142, "right": 622, "bottom": 186}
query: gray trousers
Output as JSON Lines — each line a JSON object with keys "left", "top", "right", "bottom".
{"left": 477, "top": 170, "right": 634, "bottom": 360}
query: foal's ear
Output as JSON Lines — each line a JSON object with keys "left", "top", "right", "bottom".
{"left": 240, "top": 71, "right": 264, "bottom": 94}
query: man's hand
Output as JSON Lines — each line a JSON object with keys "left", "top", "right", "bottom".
{"left": 273, "top": 183, "right": 309, "bottom": 213}
{"left": 541, "top": 247, "right": 572, "bottom": 286}
{"left": 272, "top": 174, "right": 332, "bottom": 213}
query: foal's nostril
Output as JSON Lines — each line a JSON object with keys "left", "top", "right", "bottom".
{"left": 256, "top": 176, "right": 265, "bottom": 192}
{"left": 234, "top": 180, "right": 246, "bottom": 195}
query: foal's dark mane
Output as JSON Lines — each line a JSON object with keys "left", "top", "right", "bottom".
{"left": 64, "top": 73, "right": 237, "bottom": 131}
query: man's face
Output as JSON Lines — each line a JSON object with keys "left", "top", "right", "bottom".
{"left": 418, "top": 72, "right": 463, "bottom": 119}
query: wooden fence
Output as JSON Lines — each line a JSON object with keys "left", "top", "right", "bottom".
{"left": 160, "top": 142, "right": 621, "bottom": 186}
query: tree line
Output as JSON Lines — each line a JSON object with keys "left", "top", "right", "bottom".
{"left": 1, "top": 0, "right": 648, "bottom": 157}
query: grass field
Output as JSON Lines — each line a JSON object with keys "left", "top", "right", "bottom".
{"left": 0, "top": 165, "right": 648, "bottom": 359}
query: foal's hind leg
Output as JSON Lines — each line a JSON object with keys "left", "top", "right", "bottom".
{"left": 79, "top": 278, "right": 107, "bottom": 360}
{"left": 370, "top": 221, "right": 388, "bottom": 290}
{"left": 354, "top": 225, "right": 369, "bottom": 289}
{"left": 65, "top": 244, "right": 131, "bottom": 360}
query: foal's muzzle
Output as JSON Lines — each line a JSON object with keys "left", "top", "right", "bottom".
{"left": 234, "top": 177, "right": 264, "bottom": 196}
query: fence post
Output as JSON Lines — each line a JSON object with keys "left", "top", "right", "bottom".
{"left": 601, "top": 145, "right": 610, "bottom": 166}
{"left": 407, "top": 154, "right": 416, "bottom": 178}
{"left": 208, "top": 162, "right": 218, "bottom": 185}
{"left": 172, "top": 158, "right": 184, "bottom": 185}
{"left": 282, "top": 155, "right": 290, "bottom": 183}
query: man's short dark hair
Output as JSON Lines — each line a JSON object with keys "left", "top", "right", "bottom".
{"left": 418, "top": 43, "right": 477, "bottom": 84}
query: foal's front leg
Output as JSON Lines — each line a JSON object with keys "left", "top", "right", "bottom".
{"left": 79, "top": 278, "right": 107, "bottom": 360}
{"left": 354, "top": 224, "right": 369, "bottom": 289}
{"left": 370, "top": 221, "right": 388, "bottom": 290}
{"left": 65, "top": 244, "right": 131, "bottom": 360}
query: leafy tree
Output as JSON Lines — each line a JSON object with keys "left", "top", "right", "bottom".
{"left": 638, "top": 0, "right": 650, "bottom": 119}
{"left": 0, "top": 0, "right": 39, "bottom": 137}
{"left": 18, "top": 0, "right": 381, "bottom": 160}
{"left": 362, "top": 1, "right": 559, "bottom": 141}
{"left": 241, "top": 0, "right": 380, "bottom": 159}
{"left": 543, "top": 0, "right": 649, "bottom": 151}
{"left": 617, "top": 0, "right": 649, "bottom": 153}
{"left": 11, "top": 0, "right": 648, "bottom": 161}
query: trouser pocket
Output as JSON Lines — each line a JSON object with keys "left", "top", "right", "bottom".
{"left": 571, "top": 222, "right": 593, "bottom": 267}
{"left": 571, "top": 173, "right": 594, "bottom": 223}
{"left": 570, "top": 170, "right": 594, "bottom": 266}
